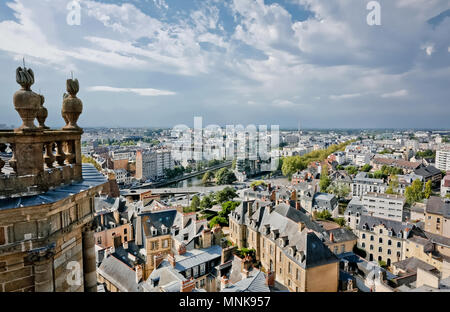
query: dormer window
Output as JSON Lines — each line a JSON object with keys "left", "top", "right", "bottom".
{"left": 151, "top": 226, "right": 157, "bottom": 236}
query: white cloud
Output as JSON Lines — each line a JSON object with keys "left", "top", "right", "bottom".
{"left": 381, "top": 89, "right": 408, "bottom": 98}
{"left": 272, "top": 99, "right": 295, "bottom": 107}
{"left": 87, "top": 86, "right": 176, "bottom": 96}
{"left": 329, "top": 93, "right": 362, "bottom": 100}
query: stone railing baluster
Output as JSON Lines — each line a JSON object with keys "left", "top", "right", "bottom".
{"left": 44, "top": 142, "right": 55, "bottom": 169}
{"left": 55, "top": 141, "right": 66, "bottom": 166}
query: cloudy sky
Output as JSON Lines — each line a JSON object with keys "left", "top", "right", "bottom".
{"left": 0, "top": 0, "right": 449, "bottom": 129}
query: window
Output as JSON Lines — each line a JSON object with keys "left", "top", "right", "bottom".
{"left": 200, "top": 279, "right": 205, "bottom": 287}
{"left": 193, "top": 266, "right": 199, "bottom": 278}
{"left": 362, "top": 242, "right": 366, "bottom": 248}
{"left": 163, "top": 239, "right": 168, "bottom": 248}
{"left": 379, "top": 229, "right": 383, "bottom": 234}
{"left": 379, "top": 238, "right": 383, "bottom": 244}
{"left": 370, "top": 245, "right": 374, "bottom": 250}
{"left": 200, "top": 263, "right": 206, "bottom": 275}
{"left": 387, "top": 249, "right": 392, "bottom": 255}
{"left": 185, "top": 269, "right": 191, "bottom": 278}
{"left": 124, "top": 228, "right": 127, "bottom": 234}
{"left": 397, "top": 242, "right": 401, "bottom": 248}
{"left": 288, "top": 262, "right": 291, "bottom": 274}
{"left": 296, "top": 269, "right": 299, "bottom": 281}
{"left": 370, "top": 235, "right": 374, "bottom": 241}
{"left": 362, "top": 234, "right": 366, "bottom": 239}
{"left": 388, "top": 240, "right": 392, "bottom": 246}
{"left": 378, "top": 247, "right": 382, "bottom": 252}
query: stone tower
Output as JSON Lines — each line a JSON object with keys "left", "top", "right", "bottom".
{"left": 0, "top": 66, "right": 107, "bottom": 292}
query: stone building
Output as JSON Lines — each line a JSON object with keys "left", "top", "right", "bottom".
{"left": 356, "top": 215, "right": 414, "bottom": 266}
{"left": 229, "top": 201, "right": 340, "bottom": 292}
{"left": 0, "top": 67, "right": 108, "bottom": 292}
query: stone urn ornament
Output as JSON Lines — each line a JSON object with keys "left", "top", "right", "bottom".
{"left": 36, "top": 94, "right": 49, "bottom": 129}
{"left": 13, "top": 63, "right": 41, "bottom": 131}
{"left": 62, "top": 76, "right": 83, "bottom": 130}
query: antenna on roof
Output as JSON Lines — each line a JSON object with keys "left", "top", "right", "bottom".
{"left": 23, "top": 57, "right": 26, "bottom": 69}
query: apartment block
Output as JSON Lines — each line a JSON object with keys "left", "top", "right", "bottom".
{"left": 362, "top": 193, "right": 406, "bottom": 222}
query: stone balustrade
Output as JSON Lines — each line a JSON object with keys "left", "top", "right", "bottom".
{"left": 0, "top": 128, "right": 83, "bottom": 198}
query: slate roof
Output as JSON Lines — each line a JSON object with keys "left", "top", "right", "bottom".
{"left": 357, "top": 215, "right": 413, "bottom": 237}
{"left": 222, "top": 270, "right": 269, "bottom": 292}
{"left": 0, "top": 164, "right": 107, "bottom": 210}
{"left": 345, "top": 197, "right": 364, "bottom": 215}
{"left": 174, "top": 245, "right": 222, "bottom": 272}
{"left": 141, "top": 209, "right": 178, "bottom": 237}
{"left": 98, "top": 255, "right": 140, "bottom": 292}
{"left": 392, "top": 257, "right": 437, "bottom": 274}
{"left": 325, "top": 227, "right": 358, "bottom": 244}
{"left": 414, "top": 166, "right": 442, "bottom": 179}
{"left": 253, "top": 204, "right": 338, "bottom": 269}
{"left": 426, "top": 196, "right": 450, "bottom": 218}
{"left": 312, "top": 193, "right": 338, "bottom": 210}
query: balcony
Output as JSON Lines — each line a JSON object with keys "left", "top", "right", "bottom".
{"left": 0, "top": 129, "right": 83, "bottom": 198}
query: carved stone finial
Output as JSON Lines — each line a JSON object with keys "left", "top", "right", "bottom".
{"left": 16, "top": 66, "right": 35, "bottom": 91}
{"left": 61, "top": 78, "right": 83, "bottom": 130}
{"left": 13, "top": 66, "right": 40, "bottom": 131}
{"left": 36, "top": 94, "right": 50, "bottom": 129}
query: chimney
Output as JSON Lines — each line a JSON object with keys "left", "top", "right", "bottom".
{"left": 265, "top": 271, "right": 275, "bottom": 287}
{"left": 201, "top": 229, "right": 212, "bottom": 249}
{"left": 123, "top": 241, "right": 129, "bottom": 250}
{"left": 295, "top": 202, "right": 301, "bottom": 210}
{"left": 221, "top": 276, "right": 230, "bottom": 290}
{"left": 168, "top": 252, "right": 176, "bottom": 268}
{"left": 298, "top": 222, "right": 305, "bottom": 232}
{"left": 178, "top": 243, "right": 187, "bottom": 256}
{"left": 181, "top": 278, "right": 196, "bottom": 292}
{"left": 135, "top": 265, "right": 143, "bottom": 284}
{"left": 113, "top": 210, "right": 120, "bottom": 225}
{"left": 329, "top": 232, "right": 334, "bottom": 243}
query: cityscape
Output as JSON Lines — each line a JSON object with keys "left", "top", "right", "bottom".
{"left": 0, "top": 0, "right": 450, "bottom": 302}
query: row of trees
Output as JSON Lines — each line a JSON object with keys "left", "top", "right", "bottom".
{"left": 81, "top": 155, "right": 102, "bottom": 172}
{"left": 281, "top": 140, "right": 355, "bottom": 178}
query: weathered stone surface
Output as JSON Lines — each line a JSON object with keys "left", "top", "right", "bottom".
{"left": 0, "top": 266, "right": 31, "bottom": 283}
{"left": 4, "top": 275, "right": 34, "bottom": 292}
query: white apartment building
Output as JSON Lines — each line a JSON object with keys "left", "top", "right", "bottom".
{"left": 362, "top": 193, "right": 406, "bottom": 222}
{"left": 441, "top": 175, "right": 450, "bottom": 198}
{"left": 136, "top": 149, "right": 174, "bottom": 181}
{"left": 436, "top": 148, "right": 450, "bottom": 171}
{"left": 113, "top": 169, "right": 132, "bottom": 185}
{"left": 351, "top": 172, "right": 388, "bottom": 197}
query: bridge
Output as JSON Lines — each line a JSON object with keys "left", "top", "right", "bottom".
{"left": 130, "top": 160, "right": 233, "bottom": 189}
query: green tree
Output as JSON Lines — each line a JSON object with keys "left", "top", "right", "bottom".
{"left": 386, "top": 174, "right": 399, "bottom": 194}
{"left": 424, "top": 180, "right": 432, "bottom": 199}
{"left": 218, "top": 201, "right": 241, "bottom": 218}
{"left": 345, "top": 166, "right": 358, "bottom": 175}
{"left": 200, "top": 195, "right": 214, "bottom": 210}
{"left": 215, "top": 187, "right": 237, "bottom": 203}
{"left": 361, "top": 164, "right": 372, "bottom": 172}
{"left": 319, "top": 166, "right": 331, "bottom": 192}
{"left": 250, "top": 180, "right": 267, "bottom": 188}
{"left": 190, "top": 195, "right": 200, "bottom": 211}
{"left": 405, "top": 179, "right": 424, "bottom": 204}
{"left": 215, "top": 168, "right": 237, "bottom": 185}
{"left": 315, "top": 210, "right": 332, "bottom": 220}
{"left": 209, "top": 216, "right": 228, "bottom": 228}
{"left": 202, "top": 171, "right": 214, "bottom": 185}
